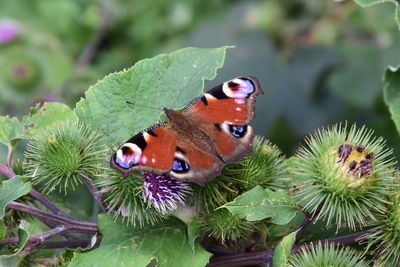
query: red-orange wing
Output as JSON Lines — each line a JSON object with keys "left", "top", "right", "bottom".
{"left": 110, "top": 124, "right": 176, "bottom": 177}
{"left": 184, "top": 76, "right": 263, "bottom": 125}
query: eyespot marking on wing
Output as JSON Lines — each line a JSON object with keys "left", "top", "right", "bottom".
{"left": 114, "top": 143, "right": 142, "bottom": 169}
{"left": 222, "top": 78, "right": 255, "bottom": 98}
{"left": 229, "top": 125, "right": 248, "bottom": 138}
{"left": 171, "top": 158, "right": 190, "bottom": 173}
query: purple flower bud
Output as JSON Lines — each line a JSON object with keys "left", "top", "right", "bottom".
{"left": 0, "top": 19, "right": 20, "bottom": 44}
{"left": 143, "top": 173, "right": 192, "bottom": 214}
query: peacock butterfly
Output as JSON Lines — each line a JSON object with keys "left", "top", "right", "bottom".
{"left": 110, "top": 76, "right": 263, "bottom": 186}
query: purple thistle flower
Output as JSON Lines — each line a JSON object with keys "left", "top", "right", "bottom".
{"left": 0, "top": 19, "right": 20, "bottom": 44}
{"left": 143, "top": 173, "right": 192, "bottom": 214}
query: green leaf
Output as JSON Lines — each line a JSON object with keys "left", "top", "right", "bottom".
{"left": 353, "top": 0, "right": 400, "bottom": 29}
{"left": 0, "top": 220, "right": 5, "bottom": 241}
{"left": 0, "top": 254, "right": 19, "bottom": 267}
{"left": 223, "top": 186, "right": 299, "bottom": 225}
{"left": 0, "top": 116, "right": 23, "bottom": 149}
{"left": 383, "top": 66, "right": 400, "bottom": 134}
{"left": 272, "top": 230, "right": 298, "bottom": 267}
{"left": 354, "top": 0, "right": 385, "bottom": 6}
{"left": 16, "top": 220, "right": 30, "bottom": 251}
{"left": 75, "top": 46, "right": 230, "bottom": 145}
{"left": 0, "top": 176, "right": 32, "bottom": 219}
{"left": 23, "top": 102, "right": 77, "bottom": 136}
{"left": 69, "top": 215, "right": 211, "bottom": 267}
{"left": 187, "top": 220, "right": 201, "bottom": 252}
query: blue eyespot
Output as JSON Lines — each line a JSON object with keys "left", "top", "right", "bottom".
{"left": 229, "top": 125, "right": 247, "bottom": 138}
{"left": 172, "top": 158, "right": 190, "bottom": 173}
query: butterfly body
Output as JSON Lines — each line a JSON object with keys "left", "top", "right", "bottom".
{"left": 111, "top": 76, "right": 263, "bottom": 185}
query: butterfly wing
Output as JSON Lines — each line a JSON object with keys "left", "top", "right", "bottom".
{"left": 184, "top": 76, "right": 262, "bottom": 163}
{"left": 110, "top": 123, "right": 177, "bottom": 177}
{"left": 110, "top": 76, "right": 262, "bottom": 186}
{"left": 170, "top": 137, "right": 225, "bottom": 186}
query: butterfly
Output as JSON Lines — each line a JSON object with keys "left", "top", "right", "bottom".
{"left": 110, "top": 76, "right": 263, "bottom": 186}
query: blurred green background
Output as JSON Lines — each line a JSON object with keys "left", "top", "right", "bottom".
{"left": 1, "top": 0, "right": 399, "bottom": 157}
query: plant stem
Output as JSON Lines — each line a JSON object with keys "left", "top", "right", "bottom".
{"left": 6, "top": 145, "right": 14, "bottom": 167}
{"left": 0, "top": 164, "right": 72, "bottom": 218}
{"left": 6, "top": 201, "right": 98, "bottom": 234}
{"left": 296, "top": 202, "right": 324, "bottom": 240}
{"left": 0, "top": 225, "right": 67, "bottom": 247}
{"left": 0, "top": 163, "right": 15, "bottom": 178}
{"left": 29, "top": 189, "right": 73, "bottom": 218}
{"left": 0, "top": 225, "right": 68, "bottom": 256}
{"left": 82, "top": 176, "right": 108, "bottom": 212}
{"left": 207, "top": 230, "right": 367, "bottom": 266}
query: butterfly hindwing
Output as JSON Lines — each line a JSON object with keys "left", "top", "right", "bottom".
{"left": 170, "top": 140, "right": 224, "bottom": 186}
{"left": 183, "top": 76, "right": 262, "bottom": 165}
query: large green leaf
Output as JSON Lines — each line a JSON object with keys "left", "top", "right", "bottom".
{"left": 383, "top": 66, "right": 400, "bottom": 135}
{"left": 69, "top": 215, "right": 211, "bottom": 267}
{"left": 187, "top": 220, "right": 201, "bottom": 252}
{"left": 272, "top": 230, "right": 298, "bottom": 267}
{"left": 223, "top": 186, "right": 299, "bottom": 225}
{"left": 0, "top": 254, "right": 19, "bottom": 267}
{"left": 0, "top": 176, "right": 32, "bottom": 219}
{"left": 75, "top": 47, "right": 229, "bottom": 145}
{"left": 0, "top": 116, "right": 23, "bottom": 149}
{"left": 23, "top": 102, "right": 77, "bottom": 137}
{"left": 353, "top": 0, "right": 400, "bottom": 29}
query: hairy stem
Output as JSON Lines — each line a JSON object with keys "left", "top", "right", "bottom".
{"left": 82, "top": 176, "right": 108, "bottom": 212}
{"left": 6, "top": 145, "right": 14, "bottom": 167}
{"left": 0, "top": 225, "right": 67, "bottom": 247}
{"left": 0, "top": 163, "right": 15, "bottom": 178}
{"left": 6, "top": 201, "right": 98, "bottom": 233}
{"left": 296, "top": 202, "right": 324, "bottom": 240}
{"left": 0, "top": 164, "right": 71, "bottom": 217}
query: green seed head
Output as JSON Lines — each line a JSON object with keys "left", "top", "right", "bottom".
{"left": 291, "top": 123, "right": 395, "bottom": 230}
{"left": 198, "top": 208, "right": 256, "bottom": 244}
{"left": 190, "top": 136, "right": 287, "bottom": 213}
{"left": 25, "top": 121, "right": 107, "bottom": 194}
{"left": 226, "top": 136, "right": 288, "bottom": 191}
{"left": 363, "top": 185, "right": 400, "bottom": 265}
{"left": 289, "top": 242, "right": 369, "bottom": 267}
{"left": 96, "top": 168, "right": 165, "bottom": 227}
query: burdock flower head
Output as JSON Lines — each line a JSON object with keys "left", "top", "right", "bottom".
{"left": 143, "top": 173, "right": 192, "bottom": 214}
{"left": 97, "top": 170, "right": 192, "bottom": 226}
{"left": 291, "top": 123, "right": 395, "bottom": 230}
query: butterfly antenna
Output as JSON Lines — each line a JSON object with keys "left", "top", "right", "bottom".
{"left": 125, "top": 100, "right": 163, "bottom": 112}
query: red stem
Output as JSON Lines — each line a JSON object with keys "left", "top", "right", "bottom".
{"left": 0, "top": 164, "right": 72, "bottom": 218}
{"left": 6, "top": 201, "right": 98, "bottom": 234}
